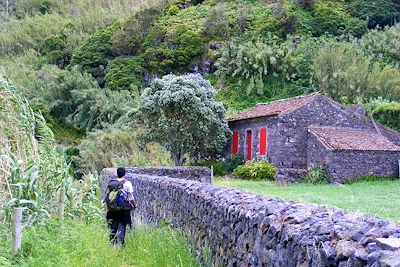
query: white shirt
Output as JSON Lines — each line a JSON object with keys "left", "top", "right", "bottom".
{"left": 117, "top": 178, "right": 135, "bottom": 201}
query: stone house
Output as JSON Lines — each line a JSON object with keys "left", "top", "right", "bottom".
{"left": 227, "top": 93, "right": 400, "bottom": 183}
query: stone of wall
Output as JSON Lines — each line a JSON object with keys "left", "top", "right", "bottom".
{"left": 101, "top": 166, "right": 211, "bottom": 185}
{"left": 275, "top": 168, "right": 307, "bottom": 185}
{"left": 326, "top": 150, "right": 400, "bottom": 183}
{"left": 307, "top": 132, "right": 400, "bottom": 183}
{"left": 101, "top": 169, "right": 400, "bottom": 267}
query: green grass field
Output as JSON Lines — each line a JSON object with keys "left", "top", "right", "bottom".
{"left": 214, "top": 177, "right": 400, "bottom": 221}
{"left": 0, "top": 220, "right": 198, "bottom": 267}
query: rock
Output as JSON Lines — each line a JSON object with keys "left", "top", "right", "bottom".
{"left": 379, "top": 250, "right": 400, "bottom": 267}
{"left": 336, "top": 240, "right": 356, "bottom": 259}
{"left": 368, "top": 251, "right": 382, "bottom": 266}
{"left": 377, "top": 238, "right": 400, "bottom": 251}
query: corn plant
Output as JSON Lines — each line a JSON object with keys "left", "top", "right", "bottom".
{"left": 0, "top": 155, "right": 49, "bottom": 226}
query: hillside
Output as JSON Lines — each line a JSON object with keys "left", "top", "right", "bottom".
{"left": 1, "top": 0, "right": 400, "bottom": 172}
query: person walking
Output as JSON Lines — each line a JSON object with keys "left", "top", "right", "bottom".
{"left": 104, "top": 167, "right": 137, "bottom": 246}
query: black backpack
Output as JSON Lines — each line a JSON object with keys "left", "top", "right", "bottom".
{"left": 105, "top": 179, "right": 132, "bottom": 211}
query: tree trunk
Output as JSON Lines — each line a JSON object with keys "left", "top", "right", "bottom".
{"left": 173, "top": 148, "right": 184, "bottom": 166}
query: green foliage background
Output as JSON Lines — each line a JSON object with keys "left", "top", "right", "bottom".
{"left": 1, "top": 0, "right": 400, "bottom": 170}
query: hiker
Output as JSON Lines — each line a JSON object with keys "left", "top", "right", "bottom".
{"left": 104, "top": 167, "right": 137, "bottom": 246}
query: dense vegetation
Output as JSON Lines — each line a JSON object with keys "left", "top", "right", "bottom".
{"left": 1, "top": 0, "right": 400, "bottom": 262}
{"left": 1, "top": 0, "right": 400, "bottom": 172}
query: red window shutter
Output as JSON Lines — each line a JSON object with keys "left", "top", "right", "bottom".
{"left": 232, "top": 131, "right": 239, "bottom": 155}
{"left": 259, "top": 128, "right": 267, "bottom": 155}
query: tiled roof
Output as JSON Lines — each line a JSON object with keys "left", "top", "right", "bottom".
{"left": 309, "top": 126, "right": 400, "bottom": 152}
{"left": 228, "top": 93, "right": 320, "bottom": 122}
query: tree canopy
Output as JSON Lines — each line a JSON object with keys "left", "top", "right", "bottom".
{"left": 136, "top": 74, "right": 230, "bottom": 166}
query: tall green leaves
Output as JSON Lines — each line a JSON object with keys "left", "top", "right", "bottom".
{"left": 356, "top": 24, "right": 400, "bottom": 66}
{"left": 0, "top": 75, "right": 104, "bottom": 239}
{"left": 0, "top": 75, "right": 38, "bottom": 169}
{"left": 313, "top": 42, "right": 400, "bottom": 102}
{"left": 215, "top": 39, "right": 288, "bottom": 94}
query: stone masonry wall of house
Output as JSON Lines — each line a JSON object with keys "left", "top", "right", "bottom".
{"left": 307, "top": 133, "right": 400, "bottom": 183}
{"left": 102, "top": 168, "right": 400, "bottom": 267}
{"left": 326, "top": 151, "right": 400, "bottom": 183}
{"left": 276, "top": 96, "right": 377, "bottom": 170}
{"left": 229, "top": 96, "right": 377, "bottom": 170}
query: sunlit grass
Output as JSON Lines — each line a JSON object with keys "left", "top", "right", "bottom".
{"left": 1, "top": 219, "right": 198, "bottom": 267}
{"left": 214, "top": 177, "right": 400, "bottom": 221}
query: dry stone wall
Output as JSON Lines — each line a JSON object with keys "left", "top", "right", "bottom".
{"left": 101, "top": 166, "right": 211, "bottom": 184}
{"left": 102, "top": 168, "right": 400, "bottom": 266}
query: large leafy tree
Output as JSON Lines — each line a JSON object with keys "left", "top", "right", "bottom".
{"left": 347, "top": 0, "right": 399, "bottom": 29}
{"left": 137, "top": 74, "right": 230, "bottom": 166}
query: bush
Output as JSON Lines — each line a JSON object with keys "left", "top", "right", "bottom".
{"left": 193, "top": 155, "right": 244, "bottom": 176}
{"left": 313, "top": 42, "right": 400, "bottom": 102}
{"left": 233, "top": 161, "right": 276, "bottom": 181}
{"left": 67, "top": 87, "right": 137, "bottom": 132}
{"left": 372, "top": 102, "right": 400, "bottom": 131}
{"left": 41, "top": 23, "right": 74, "bottom": 68}
{"left": 144, "top": 25, "right": 204, "bottom": 74}
{"left": 78, "top": 125, "right": 171, "bottom": 173}
{"left": 302, "top": 165, "right": 329, "bottom": 184}
{"left": 71, "top": 23, "right": 120, "bottom": 86}
{"left": 215, "top": 39, "right": 289, "bottom": 95}
{"left": 104, "top": 56, "right": 144, "bottom": 91}
{"left": 202, "top": 5, "right": 230, "bottom": 41}
{"left": 308, "top": 3, "right": 367, "bottom": 37}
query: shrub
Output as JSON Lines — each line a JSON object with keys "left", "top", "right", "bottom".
{"left": 302, "top": 165, "right": 329, "bottom": 184}
{"left": 104, "top": 56, "right": 144, "bottom": 91}
{"left": 372, "top": 102, "right": 400, "bottom": 131}
{"left": 233, "top": 161, "right": 276, "bottom": 181}
{"left": 67, "top": 87, "right": 137, "bottom": 132}
{"left": 215, "top": 38, "right": 289, "bottom": 95}
{"left": 168, "top": 4, "right": 180, "bottom": 16}
{"left": 71, "top": 23, "right": 120, "bottom": 87}
{"left": 313, "top": 42, "right": 400, "bottom": 102}
{"left": 193, "top": 155, "right": 244, "bottom": 176}
{"left": 296, "top": 0, "right": 315, "bottom": 10}
{"left": 144, "top": 25, "right": 204, "bottom": 74}
{"left": 308, "top": 3, "right": 367, "bottom": 37}
{"left": 202, "top": 5, "right": 230, "bottom": 41}
{"left": 78, "top": 126, "right": 171, "bottom": 173}
{"left": 357, "top": 24, "right": 400, "bottom": 66}
{"left": 41, "top": 28, "right": 72, "bottom": 68}
{"left": 110, "top": 18, "right": 142, "bottom": 56}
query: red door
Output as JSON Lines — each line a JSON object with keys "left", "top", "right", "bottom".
{"left": 232, "top": 131, "right": 239, "bottom": 155}
{"left": 246, "top": 130, "right": 252, "bottom": 161}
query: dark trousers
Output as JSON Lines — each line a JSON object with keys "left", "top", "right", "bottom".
{"left": 107, "top": 210, "right": 132, "bottom": 246}
{"left": 108, "top": 218, "right": 127, "bottom": 245}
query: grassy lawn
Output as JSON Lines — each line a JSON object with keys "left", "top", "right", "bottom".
{"left": 214, "top": 177, "right": 400, "bottom": 221}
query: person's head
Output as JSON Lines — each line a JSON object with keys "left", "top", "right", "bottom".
{"left": 117, "top": 167, "right": 126, "bottom": 178}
